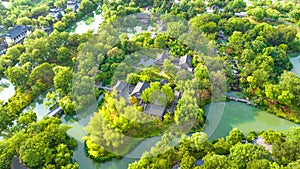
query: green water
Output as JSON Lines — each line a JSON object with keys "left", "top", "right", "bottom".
{"left": 205, "top": 101, "right": 299, "bottom": 140}
{"left": 290, "top": 55, "right": 300, "bottom": 77}
{"left": 22, "top": 91, "right": 51, "bottom": 120}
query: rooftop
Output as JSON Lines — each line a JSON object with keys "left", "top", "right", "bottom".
{"left": 4, "top": 25, "right": 32, "bottom": 39}
{"left": 131, "top": 81, "right": 150, "bottom": 96}
{"left": 178, "top": 55, "right": 192, "bottom": 66}
{"left": 144, "top": 104, "right": 165, "bottom": 117}
{"left": 114, "top": 80, "right": 130, "bottom": 93}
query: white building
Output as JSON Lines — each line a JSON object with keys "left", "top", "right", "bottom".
{"left": 3, "top": 25, "right": 32, "bottom": 44}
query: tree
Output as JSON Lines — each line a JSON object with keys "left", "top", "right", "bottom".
{"left": 180, "top": 152, "right": 196, "bottom": 169}
{"left": 167, "top": 21, "right": 188, "bottom": 39}
{"left": 226, "top": 0, "right": 246, "bottom": 12}
{"left": 62, "top": 12, "right": 76, "bottom": 26}
{"left": 228, "top": 143, "right": 271, "bottom": 169}
{"left": 290, "top": 9, "right": 300, "bottom": 20}
{"left": 57, "top": 46, "right": 72, "bottom": 65}
{"left": 53, "top": 66, "right": 73, "bottom": 96}
{"left": 54, "top": 0, "right": 67, "bottom": 8}
{"left": 29, "top": 63, "right": 54, "bottom": 90}
{"left": 163, "top": 59, "right": 177, "bottom": 77}
{"left": 154, "top": 33, "right": 167, "bottom": 49}
{"left": 0, "top": 117, "right": 77, "bottom": 169}
{"left": 4, "top": 66, "right": 28, "bottom": 87}
{"left": 59, "top": 96, "right": 76, "bottom": 115}
{"left": 246, "top": 159, "right": 272, "bottom": 169}
{"left": 226, "top": 128, "right": 244, "bottom": 145}
{"left": 266, "top": 8, "right": 280, "bottom": 20}
{"left": 247, "top": 7, "right": 267, "bottom": 21}
{"left": 174, "top": 88, "right": 203, "bottom": 125}
{"left": 161, "top": 84, "right": 175, "bottom": 106}
{"left": 272, "top": 127, "right": 300, "bottom": 166}
{"left": 200, "top": 153, "right": 229, "bottom": 169}
{"left": 16, "top": 111, "right": 37, "bottom": 130}
{"left": 54, "top": 21, "right": 66, "bottom": 32}
{"left": 179, "top": 132, "right": 211, "bottom": 158}
{"left": 79, "top": 0, "right": 96, "bottom": 14}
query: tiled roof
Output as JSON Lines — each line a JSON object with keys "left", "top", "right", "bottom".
{"left": 4, "top": 25, "right": 32, "bottom": 39}
{"left": 114, "top": 80, "right": 129, "bottom": 93}
{"left": 131, "top": 81, "right": 150, "bottom": 96}
{"left": 144, "top": 104, "right": 165, "bottom": 117}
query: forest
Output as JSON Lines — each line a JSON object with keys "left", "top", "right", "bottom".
{"left": 0, "top": 0, "right": 299, "bottom": 168}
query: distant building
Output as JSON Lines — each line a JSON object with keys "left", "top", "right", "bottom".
{"left": 3, "top": 25, "right": 32, "bottom": 44}
{"left": 49, "top": 7, "right": 65, "bottom": 19}
{"left": 67, "top": 0, "right": 80, "bottom": 12}
{"left": 154, "top": 53, "right": 169, "bottom": 65}
{"left": 110, "top": 80, "right": 185, "bottom": 120}
{"left": 114, "top": 80, "right": 129, "bottom": 94}
{"left": 43, "top": 26, "right": 53, "bottom": 35}
{"left": 130, "top": 81, "right": 150, "bottom": 99}
{"left": 235, "top": 12, "right": 247, "bottom": 17}
{"left": 136, "top": 13, "right": 151, "bottom": 25}
{"left": 113, "top": 80, "right": 134, "bottom": 103}
{"left": 144, "top": 104, "right": 166, "bottom": 119}
{"left": 0, "top": 44, "right": 7, "bottom": 56}
{"left": 170, "top": 91, "right": 181, "bottom": 114}
{"left": 178, "top": 55, "right": 193, "bottom": 73}
{"left": 0, "top": 38, "right": 7, "bottom": 56}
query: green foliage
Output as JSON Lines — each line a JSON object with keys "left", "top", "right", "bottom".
{"left": 128, "top": 128, "right": 300, "bottom": 169}
{"left": 226, "top": 128, "right": 245, "bottom": 145}
{"left": 174, "top": 85, "right": 204, "bottom": 125}
{"left": 260, "top": 130, "right": 282, "bottom": 144}
{"left": 199, "top": 153, "right": 229, "bottom": 169}
{"left": 247, "top": 7, "right": 267, "bottom": 21}
{"left": 0, "top": 117, "right": 77, "bottom": 169}
{"left": 141, "top": 82, "right": 174, "bottom": 107}
{"left": 228, "top": 143, "right": 271, "bottom": 169}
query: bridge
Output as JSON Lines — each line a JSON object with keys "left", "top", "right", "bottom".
{"left": 96, "top": 84, "right": 112, "bottom": 91}
{"left": 47, "top": 106, "right": 63, "bottom": 117}
{"left": 228, "top": 97, "right": 257, "bottom": 107}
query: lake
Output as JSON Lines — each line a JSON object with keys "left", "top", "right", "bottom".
{"left": 204, "top": 101, "right": 299, "bottom": 140}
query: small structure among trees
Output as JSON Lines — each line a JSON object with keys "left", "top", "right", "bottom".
{"left": 2, "top": 25, "right": 32, "bottom": 44}
{"left": 111, "top": 80, "right": 180, "bottom": 119}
